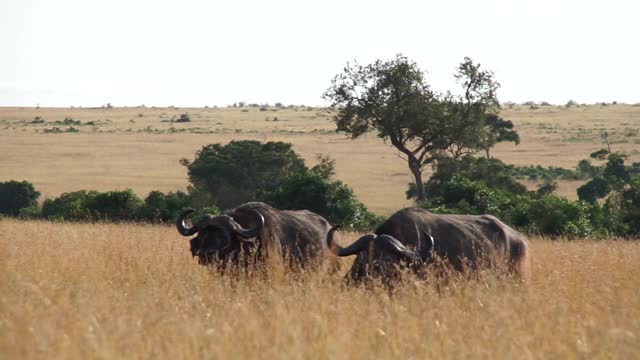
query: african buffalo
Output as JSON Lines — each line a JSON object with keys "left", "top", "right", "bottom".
{"left": 327, "top": 207, "right": 529, "bottom": 286}
{"left": 177, "top": 202, "right": 335, "bottom": 272}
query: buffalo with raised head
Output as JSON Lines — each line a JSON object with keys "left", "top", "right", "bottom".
{"left": 177, "top": 202, "right": 336, "bottom": 272}
{"left": 327, "top": 207, "right": 529, "bottom": 286}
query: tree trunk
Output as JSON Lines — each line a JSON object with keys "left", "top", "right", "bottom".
{"left": 409, "top": 157, "right": 425, "bottom": 202}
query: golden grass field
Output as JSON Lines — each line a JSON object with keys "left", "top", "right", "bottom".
{"left": 1, "top": 104, "right": 640, "bottom": 358}
{"left": 1, "top": 219, "right": 639, "bottom": 359}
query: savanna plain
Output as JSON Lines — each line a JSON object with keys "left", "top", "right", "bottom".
{"left": 1, "top": 104, "right": 640, "bottom": 358}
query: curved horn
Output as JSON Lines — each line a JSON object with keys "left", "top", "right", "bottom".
{"left": 420, "top": 231, "right": 435, "bottom": 257}
{"left": 176, "top": 208, "right": 198, "bottom": 236}
{"left": 228, "top": 210, "right": 264, "bottom": 240}
{"left": 327, "top": 227, "right": 377, "bottom": 257}
{"left": 377, "top": 235, "right": 419, "bottom": 260}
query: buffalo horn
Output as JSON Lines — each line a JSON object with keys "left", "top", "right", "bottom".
{"left": 377, "top": 235, "right": 419, "bottom": 260}
{"left": 327, "top": 226, "right": 376, "bottom": 257}
{"left": 176, "top": 208, "right": 198, "bottom": 236}
{"left": 419, "top": 231, "right": 435, "bottom": 257}
{"left": 228, "top": 210, "right": 264, "bottom": 240}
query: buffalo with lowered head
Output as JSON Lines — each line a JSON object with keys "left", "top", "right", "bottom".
{"left": 327, "top": 207, "right": 529, "bottom": 286}
{"left": 177, "top": 202, "right": 336, "bottom": 272}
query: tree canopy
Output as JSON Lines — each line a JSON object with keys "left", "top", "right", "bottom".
{"left": 179, "top": 140, "right": 381, "bottom": 229}
{"left": 0, "top": 180, "right": 40, "bottom": 216}
{"left": 323, "top": 54, "right": 519, "bottom": 201}
{"left": 180, "top": 140, "right": 307, "bottom": 209}
{"left": 578, "top": 150, "right": 634, "bottom": 204}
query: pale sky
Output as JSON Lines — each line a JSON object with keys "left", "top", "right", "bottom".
{"left": 2, "top": 0, "right": 639, "bottom": 107}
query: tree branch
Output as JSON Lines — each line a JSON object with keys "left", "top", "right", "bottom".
{"left": 389, "top": 133, "right": 413, "bottom": 157}
{"left": 411, "top": 135, "right": 436, "bottom": 155}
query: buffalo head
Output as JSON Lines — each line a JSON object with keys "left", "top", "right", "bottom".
{"left": 176, "top": 208, "right": 264, "bottom": 265}
{"left": 326, "top": 227, "right": 434, "bottom": 286}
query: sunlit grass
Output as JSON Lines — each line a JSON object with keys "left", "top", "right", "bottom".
{"left": 2, "top": 219, "right": 639, "bottom": 359}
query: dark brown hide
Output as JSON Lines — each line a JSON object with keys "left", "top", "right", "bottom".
{"left": 177, "top": 202, "right": 334, "bottom": 271}
{"left": 330, "top": 207, "right": 529, "bottom": 285}
{"left": 327, "top": 228, "right": 423, "bottom": 287}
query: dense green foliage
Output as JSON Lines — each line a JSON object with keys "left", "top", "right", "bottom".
{"left": 421, "top": 177, "right": 595, "bottom": 238}
{"left": 406, "top": 156, "right": 527, "bottom": 200}
{"left": 506, "top": 154, "right": 639, "bottom": 182}
{"left": 3, "top": 142, "right": 379, "bottom": 230}
{"left": 42, "top": 190, "right": 100, "bottom": 221}
{"left": 0, "top": 180, "right": 40, "bottom": 216}
{"left": 36, "top": 189, "right": 194, "bottom": 223}
{"left": 182, "top": 140, "right": 381, "bottom": 229}
{"left": 41, "top": 190, "right": 143, "bottom": 221}
{"left": 614, "top": 177, "right": 640, "bottom": 235}
{"left": 262, "top": 171, "right": 383, "bottom": 231}
{"left": 3, "top": 142, "right": 639, "bottom": 237}
{"left": 138, "top": 190, "right": 192, "bottom": 223}
{"left": 508, "top": 164, "right": 585, "bottom": 181}
{"left": 180, "top": 140, "right": 307, "bottom": 209}
{"left": 577, "top": 177, "right": 610, "bottom": 204}
{"left": 411, "top": 151, "right": 640, "bottom": 238}
{"left": 577, "top": 151, "right": 639, "bottom": 204}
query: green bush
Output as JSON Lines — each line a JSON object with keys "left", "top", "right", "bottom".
{"left": 419, "top": 177, "right": 595, "bottom": 238}
{"left": 18, "top": 205, "right": 42, "bottom": 219}
{"left": 138, "top": 190, "right": 191, "bottom": 223}
{"left": 181, "top": 140, "right": 381, "bottom": 229}
{"left": 421, "top": 176, "right": 520, "bottom": 221}
{"left": 261, "top": 171, "right": 382, "bottom": 231}
{"left": 414, "top": 151, "right": 640, "bottom": 238}
{"left": 603, "top": 152, "right": 630, "bottom": 186}
{"left": 527, "top": 196, "right": 593, "bottom": 238}
{"left": 577, "top": 152, "right": 637, "bottom": 205}
{"left": 576, "top": 159, "right": 602, "bottom": 178}
{"left": 42, "top": 190, "right": 98, "bottom": 221}
{"left": 407, "top": 156, "right": 527, "bottom": 200}
{"left": 602, "top": 177, "right": 640, "bottom": 237}
{"left": 509, "top": 164, "right": 583, "bottom": 181}
{"left": 42, "top": 189, "right": 142, "bottom": 221}
{"left": 88, "top": 190, "right": 143, "bottom": 221}
{"left": 577, "top": 177, "right": 610, "bottom": 204}
{"left": 621, "top": 177, "right": 640, "bottom": 236}
{"left": 181, "top": 140, "right": 308, "bottom": 209}
{"left": 0, "top": 180, "right": 41, "bottom": 216}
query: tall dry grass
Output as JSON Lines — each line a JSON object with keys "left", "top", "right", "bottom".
{"left": 2, "top": 219, "right": 639, "bottom": 359}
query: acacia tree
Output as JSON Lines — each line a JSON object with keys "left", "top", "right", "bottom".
{"left": 323, "top": 54, "right": 517, "bottom": 201}
{"left": 577, "top": 149, "right": 632, "bottom": 204}
{"left": 480, "top": 114, "right": 520, "bottom": 158}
